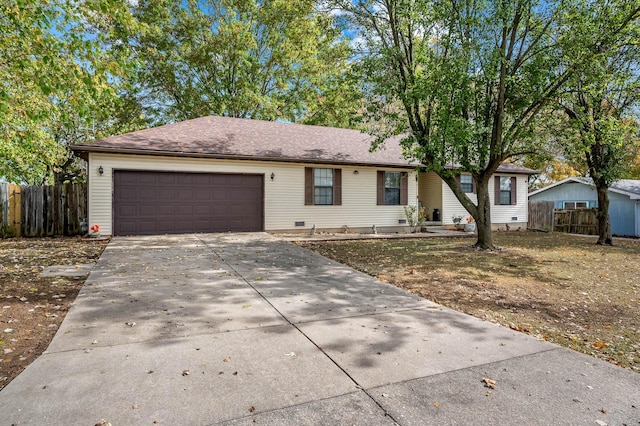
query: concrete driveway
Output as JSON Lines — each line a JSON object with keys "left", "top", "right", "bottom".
{"left": 1, "top": 233, "right": 638, "bottom": 425}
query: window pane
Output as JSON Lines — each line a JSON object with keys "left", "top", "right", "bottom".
{"left": 500, "top": 177, "right": 511, "bottom": 191}
{"left": 314, "top": 187, "right": 333, "bottom": 205}
{"left": 314, "top": 168, "right": 333, "bottom": 187}
{"left": 385, "top": 172, "right": 400, "bottom": 189}
{"left": 576, "top": 202, "right": 588, "bottom": 208}
{"left": 565, "top": 202, "right": 576, "bottom": 210}
{"left": 500, "top": 191, "right": 511, "bottom": 205}
{"left": 385, "top": 188, "right": 400, "bottom": 205}
{"left": 461, "top": 175, "right": 473, "bottom": 193}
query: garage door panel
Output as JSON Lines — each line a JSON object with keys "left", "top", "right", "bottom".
{"left": 139, "top": 190, "right": 157, "bottom": 200}
{"left": 158, "top": 189, "right": 177, "bottom": 199}
{"left": 139, "top": 205, "right": 157, "bottom": 216}
{"left": 178, "top": 189, "right": 194, "bottom": 200}
{"left": 176, "top": 205, "right": 194, "bottom": 215}
{"left": 194, "top": 205, "right": 212, "bottom": 215}
{"left": 192, "top": 174, "right": 212, "bottom": 186}
{"left": 113, "top": 171, "right": 263, "bottom": 236}
{"left": 194, "top": 188, "right": 212, "bottom": 200}
{"left": 138, "top": 174, "right": 158, "bottom": 184}
{"left": 118, "top": 188, "right": 138, "bottom": 200}
{"left": 157, "top": 205, "right": 175, "bottom": 215}
{"left": 177, "top": 174, "right": 194, "bottom": 185}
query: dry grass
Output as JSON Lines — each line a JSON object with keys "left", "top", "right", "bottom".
{"left": 299, "top": 231, "right": 640, "bottom": 372}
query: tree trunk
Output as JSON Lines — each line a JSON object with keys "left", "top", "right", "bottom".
{"left": 594, "top": 180, "right": 613, "bottom": 245}
{"left": 439, "top": 172, "right": 495, "bottom": 250}
{"left": 474, "top": 180, "right": 493, "bottom": 249}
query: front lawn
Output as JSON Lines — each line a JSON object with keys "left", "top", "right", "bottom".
{"left": 299, "top": 232, "right": 640, "bottom": 372}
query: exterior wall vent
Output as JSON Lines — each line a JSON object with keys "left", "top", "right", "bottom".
{"left": 511, "top": 217, "right": 518, "bottom": 221}
{"left": 295, "top": 221, "right": 305, "bottom": 227}
{"left": 398, "top": 219, "right": 407, "bottom": 224}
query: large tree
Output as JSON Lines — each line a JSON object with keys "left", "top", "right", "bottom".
{"left": 558, "top": 0, "right": 640, "bottom": 245}
{"left": 0, "top": 0, "right": 141, "bottom": 184}
{"left": 337, "top": 0, "right": 639, "bottom": 249}
{"left": 108, "top": 0, "right": 360, "bottom": 126}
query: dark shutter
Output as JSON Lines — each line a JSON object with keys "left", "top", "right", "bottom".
{"left": 377, "top": 171, "right": 385, "bottom": 205}
{"left": 494, "top": 176, "right": 500, "bottom": 205}
{"left": 305, "top": 167, "right": 313, "bottom": 205}
{"left": 333, "top": 169, "right": 342, "bottom": 206}
{"left": 400, "top": 172, "right": 408, "bottom": 205}
{"left": 511, "top": 176, "right": 517, "bottom": 205}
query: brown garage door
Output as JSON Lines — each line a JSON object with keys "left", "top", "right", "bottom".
{"left": 113, "top": 171, "right": 264, "bottom": 236}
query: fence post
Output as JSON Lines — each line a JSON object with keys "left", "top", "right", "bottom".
{"left": 9, "top": 184, "right": 22, "bottom": 237}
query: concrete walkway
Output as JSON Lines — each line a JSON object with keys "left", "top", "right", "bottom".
{"left": 0, "top": 233, "right": 637, "bottom": 425}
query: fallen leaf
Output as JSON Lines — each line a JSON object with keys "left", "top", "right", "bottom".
{"left": 248, "top": 406, "right": 255, "bottom": 413}
{"left": 482, "top": 377, "right": 497, "bottom": 389}
{"left": 242, "top": 304, "right": 251, "bottom": 309}
{"left": 433, "top": 401, "right": 440, "bottom": 408}
{"left": 182, "top": 370, "right": 190, "bottom": 376}
{"left": 223, "top": 357, "right": 230, "bottom": 362}
{"left": 95, "top": 420, "right": 112, "bottom": 426}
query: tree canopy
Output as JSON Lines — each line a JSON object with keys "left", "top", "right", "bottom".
{"left": 335, "top": 0, "right": 640, "bottom": 248}
{"left": 101, "top": 0, "right": 360, "bottom": 125}
{"left": 1, "top": 0, "right": 360, "bottom": 183}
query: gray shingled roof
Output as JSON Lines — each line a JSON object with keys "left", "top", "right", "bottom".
{"left": 72, "top": 116, "right": 414, "bottom": 168}
{"left": 611, "top": 179, "right": 640, "bottom": 197}
{"left": 72, "top": 115, "right": 537, "bottom": 174}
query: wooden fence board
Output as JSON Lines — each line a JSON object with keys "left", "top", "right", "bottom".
{"left": 528, "top": 201, "right": 555, "bottom": 230}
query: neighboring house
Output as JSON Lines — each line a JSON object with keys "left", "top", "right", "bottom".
{"left": 529, "top": 177, "right": 640, "bottom": 237}
{"left": 72, "top": 116, "right": 535, "bottom": 236}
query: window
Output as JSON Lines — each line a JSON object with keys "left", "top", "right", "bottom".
{"left": 314, "top": 168, "right": 333, "bottom": 205}
{"left": 385, "top": 172, "right": 401, "bottom": 205}
{"left": 460, "top": 175, "right": 473, "bottom": 193}
{"left": 377, "top": 171, "right": 408, "bottom": 205}
{"left": 564, "top": 201, "right": 588, "bottom": 210}
{"left": 499, "top": 177, "right": 512, "bottom": 205}
{"left": 495, "top": 176, "right": 516, "bottom": 205}
{"left": 304, "top": 167, "right": 342, "bottom": 206}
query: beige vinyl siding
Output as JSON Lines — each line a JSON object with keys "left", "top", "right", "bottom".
{"left": 88, "top": 153, "right": 417, "bottom": 235}
{"left": 489, "top": 175, "right": 528, "bottom": 225}
{"left": 417, "top": 172, "right": 443, "bottom": 215}
{"left": 441, "top": 174, "right": 528, "bottom": 226}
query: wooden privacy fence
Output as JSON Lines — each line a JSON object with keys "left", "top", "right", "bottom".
{"left": 554, "top": 208, "right": 599, "bottom": 235}
{"left": 0, "top": 182, "right": 87, "bottom": 237}
{"left": 527, "top": 201, "right": 555, "bottom": 230}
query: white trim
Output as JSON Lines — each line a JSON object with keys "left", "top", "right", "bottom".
{"left": 563, "top": 201, "right": 589, "bottom": 209}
